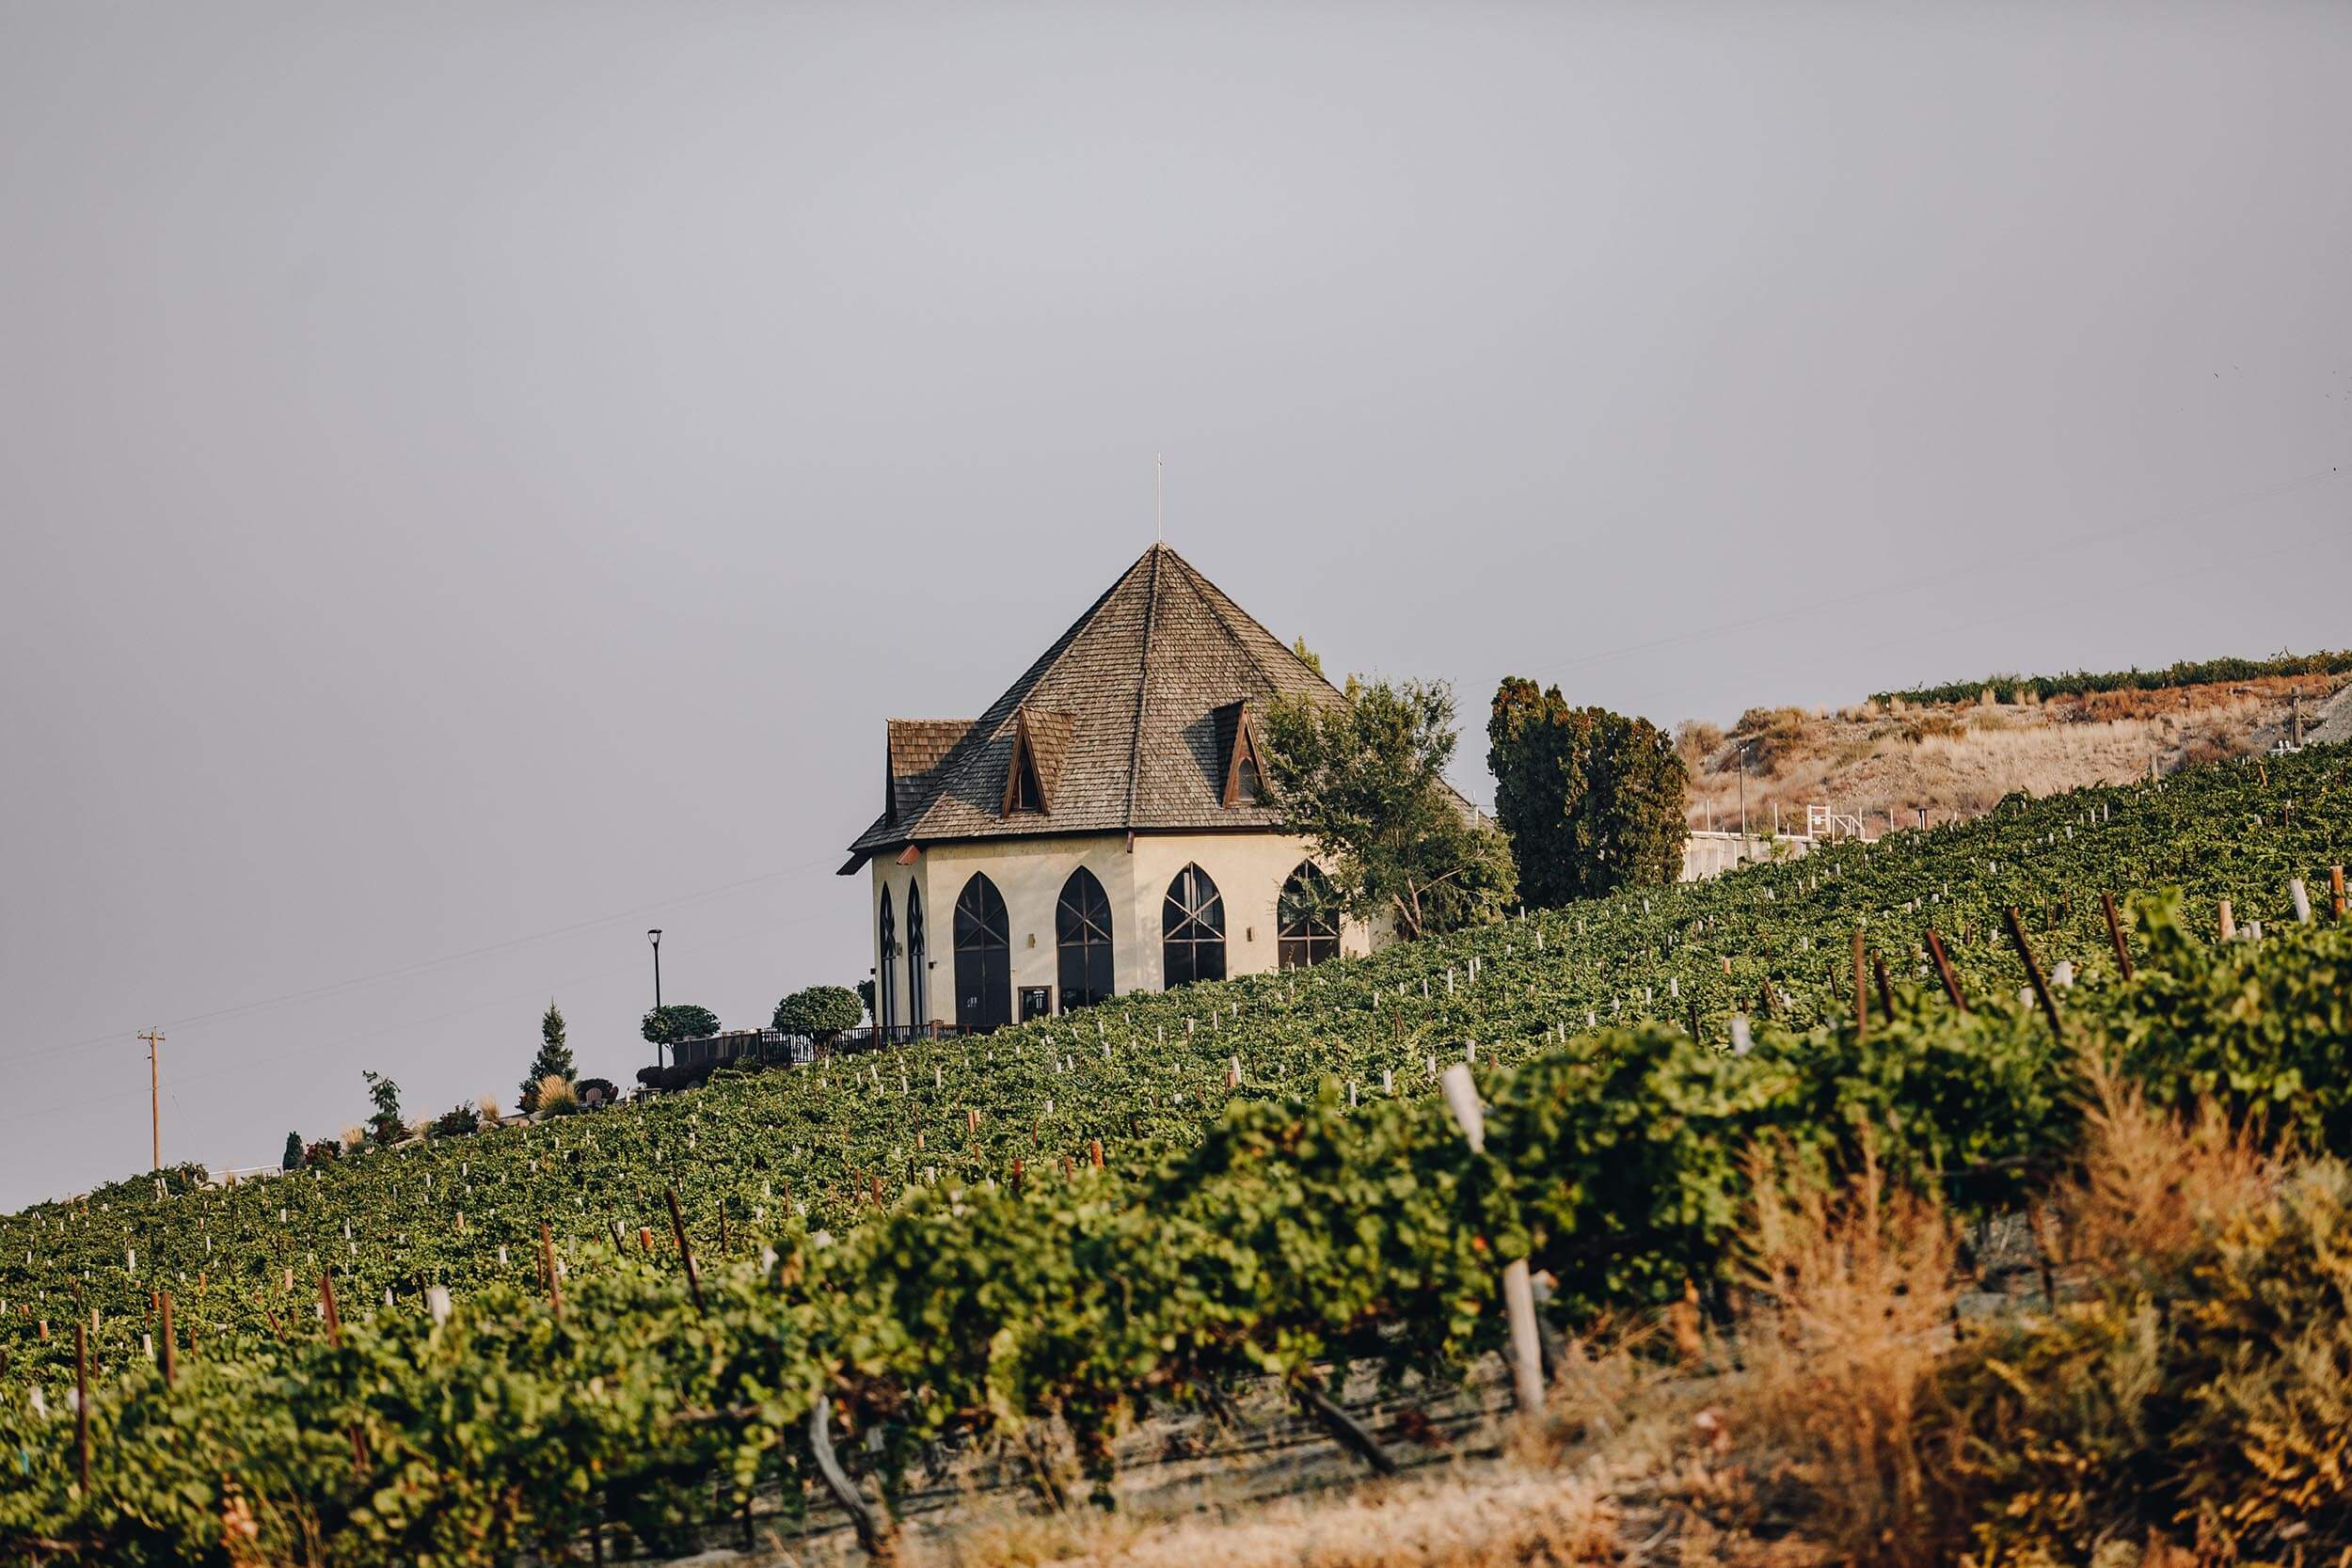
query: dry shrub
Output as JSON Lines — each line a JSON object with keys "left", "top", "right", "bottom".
{"left": 535, "top": 1074, "right": 580, "bottom": 1114}
{"left": 339, "top": 1123, "right": 368, "bottom": 1152}
{"left": 1732, "top": 706, "right": 1824, "bottom": 772}
{"left": 1676, "top": 720, "right": 1725, "bottom": 771}
{"left": 1727, "top": 1148, "right": 1962, "bottom": 1567}
{"left": 2061, "top": 1053, "right": 2274, "bottom": 1283}
{"left": 476, "top": 1096, "right": 503, "bottom": 1129}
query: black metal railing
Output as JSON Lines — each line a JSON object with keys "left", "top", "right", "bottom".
{"left": 660, "top": 1023, "right": 968, "bottom": 1076}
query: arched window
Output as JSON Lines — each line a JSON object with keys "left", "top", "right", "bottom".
{"left": 877, "top": 888, "right": 898, "bottom": 1033}
{"left": 1057, "top": 867, "right": 1115, "bottom": 1012}
{"left": 1161, "top": 863, "right": 1226, "bottom": 988}
{"left": 952, "top": 873, "right": 1011, "bottom": 1032}
{"left": 1278, "top": 862, "right": 1340, "bottom": 970}
{"left": 905, "top": 882, "right": 928, "bottom": 1028}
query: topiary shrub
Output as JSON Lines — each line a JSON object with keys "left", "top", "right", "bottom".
{"left": 773, "top": 985, "right": 864, "bottom": 1043}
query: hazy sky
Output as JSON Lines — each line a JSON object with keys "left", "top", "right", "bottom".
{"left": 3, "top": 3, "right": 2347, "bottom": 1209}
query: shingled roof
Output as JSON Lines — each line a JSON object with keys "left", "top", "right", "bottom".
{"left": 842, "top": 545, "right": 1343, "bottom": 871}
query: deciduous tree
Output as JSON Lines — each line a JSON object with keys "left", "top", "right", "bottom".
{"left": 1262, "top": 676, "right": 1515, "bottom": 941}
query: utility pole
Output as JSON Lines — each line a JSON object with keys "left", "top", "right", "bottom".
{"left": 138, "top": 1029, "right": 165, "bottom": 1172}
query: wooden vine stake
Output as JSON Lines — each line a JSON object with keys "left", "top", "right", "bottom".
{"left": 1925, "top": 929, "right": 1967, "bottom": 1011}
{"left": 1438, "top": 1064, "right": 1545, "bottom": 1415}
{"left": 540, "top": 1223, "right": 564, "bottom": 1322}
{"left": 73, "top": 1321, "right": 90, "bottom": 1496}
{"left": 1851, "top": 930, "right": 1868, "bottom": 1048}
{"left": 2101, "top": 893, "right": 2133, "bottom": 981}
{"left": 320, "top": 1273, "right": 370, "bottom": 1477}
{"left": 2217, "top": 898, "right": 2235, "bottom": 942}
{"left": 159, "top": 1291, "right": 176, "bottom": 1387}
{"left": 2002, "top": 906, "right": 2066, "bottom": 1041}
{"left": 2331, "top": 865, "right": 2345, "bottom": 921}
{"left": 664, "top": 1189, "right": 704, "bottom": 1312}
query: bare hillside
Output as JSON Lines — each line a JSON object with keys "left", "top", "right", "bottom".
{"left": 1679, "top": 673, "right": 2345, "bottom": 834}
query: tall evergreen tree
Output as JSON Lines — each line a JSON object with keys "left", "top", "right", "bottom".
{"left": 519, "top": 999, "right": 577, "bottom": 1113}
{"left": 281, "top": 1131, "right": 303, "bottom": 1172}
{"left": 1487, "top": 676, "right": 1689, "bottom": 906}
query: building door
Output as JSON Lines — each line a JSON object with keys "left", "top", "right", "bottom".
{"left": 1020, "top": 986, "right": 1052, "bottom": 1022}
{"left": 952, "top": 873, "right": 1011, "bottom": 1032}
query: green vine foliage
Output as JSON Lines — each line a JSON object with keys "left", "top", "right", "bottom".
{"left": 3, "top": 748, "right": 2351, "bottom": 1563}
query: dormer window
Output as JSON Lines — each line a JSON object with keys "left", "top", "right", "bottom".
{"left": 1009, "top": 748, "right": 1043, "bottom": 813}
{"left": 999, "top": 705, "right": 1064, "bottom": 817}
{"left": 1218, "top": 698, "right": 1269, "bottom": 808}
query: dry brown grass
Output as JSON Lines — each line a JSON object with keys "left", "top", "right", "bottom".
{"left": 903, "top": 1465, "right": 1626, "bottom": 1568}
{"left": 1719, "top": 1149, "right": 1963, "bottom": 1568}
{"left": 2058, "top": 1051, "right": 2277, "bottom": 1283}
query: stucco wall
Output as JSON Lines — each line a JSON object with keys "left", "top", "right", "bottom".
{"left": 866, "top": 831, "right": 1370, "bottom": 1028}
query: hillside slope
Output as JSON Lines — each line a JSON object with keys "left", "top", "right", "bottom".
{"left": 1680, "top": 671, "right": 2345, "bottom": 833}
{"left": 4, "top": 745, "right": 2350, "bottom": 1567}
{"left": 6, "top": 746, "right": 2345, "bottom": 1364}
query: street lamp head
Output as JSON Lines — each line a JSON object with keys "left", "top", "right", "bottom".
{"left": 648, "top": 928, "right": 662, "bottom": 944}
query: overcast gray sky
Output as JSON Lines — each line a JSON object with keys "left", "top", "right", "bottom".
{"left": 3, "top": 2, "right": 2347, "bottom": 1209}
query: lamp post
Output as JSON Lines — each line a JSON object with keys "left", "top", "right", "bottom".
{"left": 647, "top": 928, "right": 664, "bottom": 1069}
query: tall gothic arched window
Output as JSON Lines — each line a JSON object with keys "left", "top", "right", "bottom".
{"left": 952, "top": 873, "right": 1011, "bottom": 1032}
{"left": 905, "top": 882, "right": 928, "bottom": 1027}
{"left": 877, "top": 887, "right": 898, "bottom": 1032}
{"left": 1057, "top": 867, "right": 1115, "bottom": 1012}
{"left": 1161, "top": 863, "right": 1226, "bottom": 988}
{"left": 1277, "top": 862, "right": 1340, "bottom": 970}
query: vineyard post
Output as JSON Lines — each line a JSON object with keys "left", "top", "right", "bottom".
{"left": 664, "top": 1190, "right": 704, "bottom": 1311}
{"left": 1438, "top": 1064, "right": 1545, "bottom": 1415}
{"left": 73, "top": 1321, "right": 90, "bottom": 1496}
{"left": 2102, "top": 894, "right": 2133, "bottom": 981}
{"left": 159, "top": 1291, "right": 176, "bottom": 1387}
{"left": 2217, "top": 898, "right": 2235, "bottom": 942}
{"left": 1925, "top": 929, "right": 1966, "bottom": 1010}
{"left": 2002, "top": 907, "right": 2065, "bottom": 1040}
{"left": 2332, "top": 865, "right": 2345, "bottom": 921}
{"left": 2290, "top": 878, "right": 2312, "bottom": 925}
{"left": 540, "top": 1223, "right": 564, "bottom": 1322}
{"left": 1851, "top": 930, "right": 1868, "bottom": 1048}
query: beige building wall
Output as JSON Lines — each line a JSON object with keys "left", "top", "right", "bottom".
{"left": 866, "top": 831, "right": 1371, "bottom": 1029}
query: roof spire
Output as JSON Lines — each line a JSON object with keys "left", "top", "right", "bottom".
{"left": 1154, "top": 451, "right": 1164, "bottom": 544}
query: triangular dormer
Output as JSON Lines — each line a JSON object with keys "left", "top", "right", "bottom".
{"left": 1217, "top": 699, "right": 1268, "bottom": 808}
{"left": 1002, "top": 707, "right": 1049, "bottom": 816}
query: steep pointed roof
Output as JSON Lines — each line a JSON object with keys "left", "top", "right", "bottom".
{"left": 843, "top": 545, "right": 1343, "bottom": 869}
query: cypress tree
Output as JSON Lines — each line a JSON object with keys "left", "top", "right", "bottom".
{"left": 281, "top": 1131, "right": 303, "bottom": 1172}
